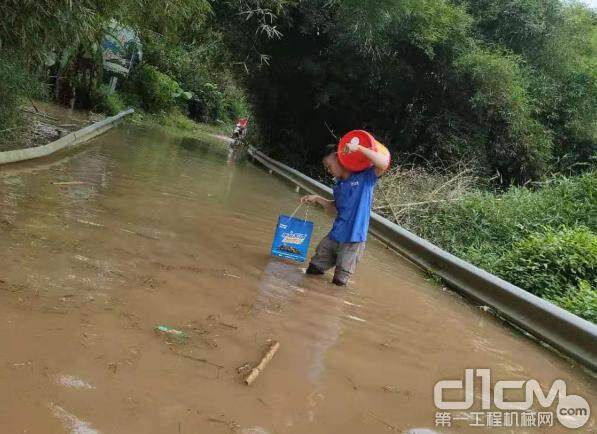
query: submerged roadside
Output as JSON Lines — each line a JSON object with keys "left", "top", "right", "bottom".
{"left": 0, "top": 101, "right": 99, "bottom": 153}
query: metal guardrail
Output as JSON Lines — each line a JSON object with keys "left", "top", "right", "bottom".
{"left": 0, "top": 108, "right": 134, "bottom": 166}
{"left": 248, "top": 146, "right": 597, "bottom": 371}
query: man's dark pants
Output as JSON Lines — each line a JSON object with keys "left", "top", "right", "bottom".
{"left": 306, "top": 235, "right": 366, "bottom": 286}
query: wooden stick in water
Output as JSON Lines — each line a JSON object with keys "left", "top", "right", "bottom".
{"left": 244, "top": 341, "right": 280, "bottom": 385}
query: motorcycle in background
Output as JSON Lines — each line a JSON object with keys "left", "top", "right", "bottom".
{"left": 231, "top": 118, "right": 248, "bottom": 144}
{"left": 228, "top": 118, "right": 249, "bottom": 164}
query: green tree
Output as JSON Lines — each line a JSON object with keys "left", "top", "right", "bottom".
{"left": 229, "top": 0, "right": 595, "bottom": 184}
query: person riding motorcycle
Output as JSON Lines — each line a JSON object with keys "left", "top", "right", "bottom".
{"left": 231, "top": 118, "right": 248, "bottom": 141}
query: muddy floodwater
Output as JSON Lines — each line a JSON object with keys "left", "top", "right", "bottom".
{"left": 0, "top": 125, "right": 595, "bottom": 434}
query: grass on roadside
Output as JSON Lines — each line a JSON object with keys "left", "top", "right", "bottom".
{"left": 128, "top": 108, "right": 234, "bottom": 142}
{"left": 375, "top": 169, "right": 596, "bottom": 322}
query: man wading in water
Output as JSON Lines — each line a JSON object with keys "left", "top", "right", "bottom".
{"left": 301, "top": 141, "right": 389, "bottom": 286}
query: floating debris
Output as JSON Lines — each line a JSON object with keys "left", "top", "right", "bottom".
{"left": 367, "top": 411, "right": 401, "bottom": 432}
{"left": 76, "top": 219, "right": 105, "bottom": 228}
{"left": 120, "top": 228, "right": 160, "bottom": 240}
{"left": 170, "top": 348, "right": 224, "bottom": 369}
{"left": 52, "top": 181, "right": 89, "bottom": 186}
{"left": 237, "top": 363, "right": 251, "bottom": 375}
{"left": 244, "top": 341, "right": 280, "bottom": 385}
{"left": 219, "top": 321, "right": 238, "bottom": 329}
{"left": 155, "top": 325, "right": 189, "bottom": 344}
{"left": 223, "top": 273, "right": 241, "bottom": 279}
{"left": 155, "top": 325, "right": 188, "bottom": 338}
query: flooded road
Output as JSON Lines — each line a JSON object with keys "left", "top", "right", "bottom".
{"left": 0, "top": 125, "right": 595, "bottom": 434}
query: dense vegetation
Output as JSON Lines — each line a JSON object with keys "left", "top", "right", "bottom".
{"left": 0, "top": 1, "right": 595, "bottom": 321}
{"left": 394, "top": 172, "right": 596, "bottom": 321}
{"left": 0, "top": 0, "right": 261, "bottom": 145}
{"left": 2, "top": 1, "right": 594, "bottom": 179}
{"left": 235, "top": 0, "right": 595, "bottom": 185}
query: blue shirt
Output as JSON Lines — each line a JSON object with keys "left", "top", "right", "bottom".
{"left": 329, "top": 167, "right": 378, "bottom": 243}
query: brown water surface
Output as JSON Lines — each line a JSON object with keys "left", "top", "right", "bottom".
{"left": 0, "top": 125, "right": 595, "bottom": 433}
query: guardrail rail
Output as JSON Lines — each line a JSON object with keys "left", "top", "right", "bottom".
{"left": 0, "top": 108, "right": 134, "bottom": 166}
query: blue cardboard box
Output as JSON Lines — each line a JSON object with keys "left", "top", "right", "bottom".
{"left": 271, "top": 215, "right": 314, "bottom": 263}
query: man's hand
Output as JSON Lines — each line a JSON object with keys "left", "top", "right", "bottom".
{"left": 344, "top": 140, "right": 361, "bottom": 154}
{"left": 300, "top": 194, "right": 337, "bottom": 216}
{"left": 300, "top": 194, "right": 321, "bottom": 204}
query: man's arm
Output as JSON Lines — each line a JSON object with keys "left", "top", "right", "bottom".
{"left": 345, "top": 142, "right": 390, "bottom": 177}
{"left": 300, "top": 195, "right": 337, "bottom": 216}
